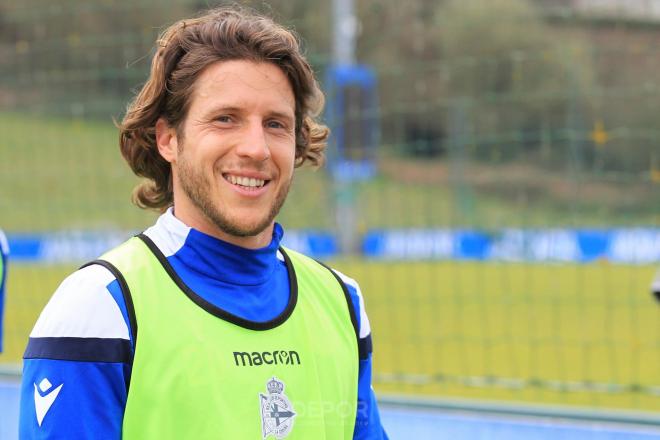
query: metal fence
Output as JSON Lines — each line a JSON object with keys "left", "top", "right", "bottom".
{"left": 0, "top": 0, "right": 658, "bottom": 421}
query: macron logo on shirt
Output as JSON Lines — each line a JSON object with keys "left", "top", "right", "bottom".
{"left": 34, "top": 378, "right": 63, "bottom": 427}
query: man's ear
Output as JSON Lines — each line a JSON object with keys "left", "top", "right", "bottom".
{"left": 155, "top": 118, "right": 178, "bottom": 163}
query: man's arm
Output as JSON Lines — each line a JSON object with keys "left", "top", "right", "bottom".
{"left": 19, "top": 265, "right": 132, "bottom": 439}
{"left": 333, "top": 270, "right": 389, "bottom": 440}
{"left": 0, "top": 228, "right": 8, "bottom": 353}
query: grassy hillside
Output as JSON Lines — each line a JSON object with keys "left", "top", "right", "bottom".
{"left": 1, "top": 113, "right": 658, "bottom": 232}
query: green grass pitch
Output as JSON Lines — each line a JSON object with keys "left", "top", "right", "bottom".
{"left": 2, "top": 261, "right": 658, "bottom": 412}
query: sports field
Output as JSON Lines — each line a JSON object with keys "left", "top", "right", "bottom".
{"left": 2, "top": 3, "right": 660, "bottom": 437}
{"left": 2, "top": 261, "right": 658, "bottom": 412}
{"left": 1, "top": 112, "right": 658, "bottom": 415}
{"left": 2, "top": 112, "right": 659, "bottom": 413}
{"left": 336, "top": 260, "right": 659, "bottom": 411}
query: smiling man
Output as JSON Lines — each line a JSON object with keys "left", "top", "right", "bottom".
{"left": 19, "top": 7, "right": 387, "bottom": 440}
{"left": 157, "top": 60, "right": 296, "bottom": 247}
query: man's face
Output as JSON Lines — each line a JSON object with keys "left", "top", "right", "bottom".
{"left": 157, "top": 60, "right": 297, "bottom": 248}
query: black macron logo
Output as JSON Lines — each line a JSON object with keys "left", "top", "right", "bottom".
{"left": 233, "top": 350, "right": 301, "bottom": 367}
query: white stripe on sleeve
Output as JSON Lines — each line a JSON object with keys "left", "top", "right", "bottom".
{"left": 332, "top": 269, "right": 372, "bottom": 339}
{"left": 0, "top": 229, "right": 8, "bottom": 255}
{"left": 30, "top": 265, "right": 130, "bottom": 340}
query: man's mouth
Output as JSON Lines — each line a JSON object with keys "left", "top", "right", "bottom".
{"left": 223, "top": 173, "right": 268, "bottom": 189}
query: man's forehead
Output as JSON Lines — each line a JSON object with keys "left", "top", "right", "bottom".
{"left": 193, "top": 60, "right": 295, "bottom": 109}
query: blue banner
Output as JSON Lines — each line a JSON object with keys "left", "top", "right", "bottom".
{"left": 6, "top": 228, "right": 660, "bottom": 264}
{"left": 363, "top": 228, "right": 660, "bottom": 263}
{"left": 8, "top": 230, "right": 339, "bottom": 263}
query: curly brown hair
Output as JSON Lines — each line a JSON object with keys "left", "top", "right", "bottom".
{"left": 119, "top": 6, "right": 329, "bottom": 210}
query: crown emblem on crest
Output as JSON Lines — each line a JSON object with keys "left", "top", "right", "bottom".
{"left": 267, "top": 377, "right": 284, "bottom": 394}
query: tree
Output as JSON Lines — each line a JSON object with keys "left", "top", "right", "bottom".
{"left": 358, "top": 0, "right": 596, "bottom": 163}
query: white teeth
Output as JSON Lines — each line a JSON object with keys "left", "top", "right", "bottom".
{"left": 226, "top": 174, "right": 265, "bottom": 188}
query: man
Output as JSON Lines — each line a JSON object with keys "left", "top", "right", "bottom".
{"left": 652, "top": 269, "right": 660, "bottom": 303}
{"left": 19, "top": 6, "right": 387, "bottom": 440}
{"left": 0, "top": 228, "right": 7, "bottom": 353}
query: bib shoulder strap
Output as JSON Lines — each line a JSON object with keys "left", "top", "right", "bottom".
{"left": 80, "top": 239, "right": 141, "bottom": 350}
{"left": 280, "top": 247, "right": 367, "bottom": 359}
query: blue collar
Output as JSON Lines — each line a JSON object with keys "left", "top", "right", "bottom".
{"left": 173, "top": 222, "right": 284, "bottom": 287}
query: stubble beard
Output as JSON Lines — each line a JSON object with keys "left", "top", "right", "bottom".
{"left": 177, "top": 153, "right": 292, "bottom": 238}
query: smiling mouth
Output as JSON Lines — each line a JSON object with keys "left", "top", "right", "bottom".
{"left": 223, "top": 173, "right": 269, "bottom": 189}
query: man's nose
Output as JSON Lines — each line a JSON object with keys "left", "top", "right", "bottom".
{"left": 235, "top": 121, "right": 270, "bottom": 161}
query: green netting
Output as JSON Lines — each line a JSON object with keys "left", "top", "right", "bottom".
{"left": 0, "top": 0, "right": 658, "bottom": 414}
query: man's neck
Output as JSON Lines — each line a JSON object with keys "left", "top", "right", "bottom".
{"left": 171, "top": 207, "right": 274, "bottom": 250}
{"left": 146, "top": 209, "right": 283, "bottom": 286}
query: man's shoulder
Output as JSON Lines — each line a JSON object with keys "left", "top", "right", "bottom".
{"left": 280, "top": 247, "right": 360, "bottom": 286}
{"left": 326, "top": 266, "right": 361, "bottom": 293}
{"left": 30, "top": 264, "right": 129, "bottom": 341}
{"left": 294, "top": 258, "right": 372, "bottom": 340}
{"left": 0, "top": 229, "right": 8, "bottom": 256}
{"left": 329, "top": 267, "right": 372, "bottom": 338}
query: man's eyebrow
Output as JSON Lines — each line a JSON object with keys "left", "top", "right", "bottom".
{"left": 202, "top": 105, "right": 295, "bottom": 123}
{"left": 267, "top": 111, "right": 295, "bottom": 123}
{"left": 202, "top": 106, "right": 294, "bottom": 120}
{"left": 203, "top": 105, "right": 243, "bottom": 117}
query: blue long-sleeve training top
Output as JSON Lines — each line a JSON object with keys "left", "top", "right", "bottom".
{"left": 0, "top": 228, "right": 8, "bottom": 353}
{"left": 20, "top": 209, "right": 388, "bottom": 439}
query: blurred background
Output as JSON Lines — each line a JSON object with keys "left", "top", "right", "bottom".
{"left": 0, "top": 0, "right": 659, "bottom": 438}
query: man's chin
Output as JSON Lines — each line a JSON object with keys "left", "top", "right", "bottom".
{"left": 213, "top": 216, "right": 274, "bottom": 238}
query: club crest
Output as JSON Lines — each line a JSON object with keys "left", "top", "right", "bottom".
{"left": 259, "top": 377, "right": 296, "bottom": 439}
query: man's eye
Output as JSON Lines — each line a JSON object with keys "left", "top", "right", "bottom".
{"left": 267, "top": 120, "right": 285, "bottom": 129}
{"left": 216, "top": 115, "right": 232, "bottom": 123}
